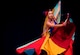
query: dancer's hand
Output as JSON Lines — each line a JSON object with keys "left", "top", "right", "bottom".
{"left": 63, "top": 21, "right": 67, "bottom": 26}
{"left": 63, "top": 13, "right": 70, "bottom": 26}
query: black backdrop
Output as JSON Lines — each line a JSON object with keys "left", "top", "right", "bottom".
{"left": 3, "top": 0, "right": 80, "bottom": 55}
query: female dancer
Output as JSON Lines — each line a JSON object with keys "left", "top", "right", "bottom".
{"left": 16, "top": 9, "right": 76, "bottom": 55}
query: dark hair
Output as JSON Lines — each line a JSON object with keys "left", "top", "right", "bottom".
{"left": 49, "top": 9, "right": 52, "bottom": 11}
{"left": 43, "top": 9, "right": 52, "bottom": 16}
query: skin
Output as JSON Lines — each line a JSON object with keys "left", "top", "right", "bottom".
{"left": 46, "top": 10, "right": 67, "bottom": 28}
{"left": 42, "top": 10, "right": 68, "bottom": 35}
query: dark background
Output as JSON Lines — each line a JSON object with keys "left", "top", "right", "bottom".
{"left": 3, "top": 0, "right": 80, "bottom": 55}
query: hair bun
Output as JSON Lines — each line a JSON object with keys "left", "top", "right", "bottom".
{"left": 43, "top": 10, "right": 48, "bottom": 16}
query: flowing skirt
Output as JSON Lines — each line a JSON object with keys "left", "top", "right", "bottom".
{"left": 16, "top": 23, "right": 76, "bottom": 55}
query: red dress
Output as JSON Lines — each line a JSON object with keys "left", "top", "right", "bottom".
{"left": 16, "top": 22, "right": 76, "bottom": 55}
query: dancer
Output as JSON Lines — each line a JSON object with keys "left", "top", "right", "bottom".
{"left": 16, "top": 1, "right": 76, "bottom": 55}
{"left": 40, "top": 10, "right": 76, "bottom": 55}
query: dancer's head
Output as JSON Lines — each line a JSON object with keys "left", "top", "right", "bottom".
{"left": 48, "top": 9, "right": 54, "bottom": 19}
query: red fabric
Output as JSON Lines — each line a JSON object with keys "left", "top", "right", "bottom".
{"left": 44, "top": 11, "right": 48, "bottom": 16}
{"left": 16, "top": 23, "right": 76, "bottom": 55}
{"left": 51, "top": 23, "right": 76, "bottom": 49}
{"left": 16, "top": 36, "right": 46, "bottom": 55}
{"left": 65, "top": 40, "right": 74, "bottom": 55}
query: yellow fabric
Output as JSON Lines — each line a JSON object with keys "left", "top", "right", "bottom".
{"left": 41, "top": 31, "right": 66, "bottom": 55}
{"left": 41, "top": 1, "right": 66, "bottom": 55}
{"left": 41, "top": 32, "right": 50, "bottom": 49}
{"left": 41, "top": 35, "right": 66, "bottom": 55}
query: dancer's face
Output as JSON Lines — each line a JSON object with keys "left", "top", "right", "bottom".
{"left": 48, "top": 11, "right": 53, "bottom": 19}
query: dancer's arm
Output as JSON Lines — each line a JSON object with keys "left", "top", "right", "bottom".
{"left": 64, "top": 13, "right": 70, "bottom": 23}
{"left": 47, "top": 13, "right": 70, "bottom": 28}
{"left": 46, "top": 20, "right": 66, "bottom": 28}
